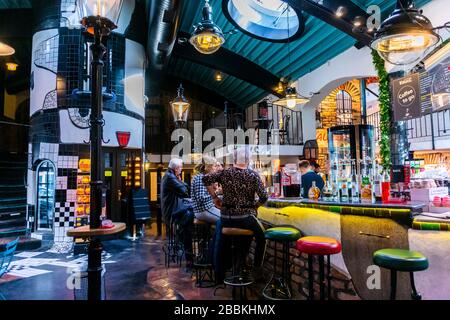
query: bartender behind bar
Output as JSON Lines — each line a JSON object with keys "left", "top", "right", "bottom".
{"left": 299, "top": 160, "right": 324, "bottom": 198}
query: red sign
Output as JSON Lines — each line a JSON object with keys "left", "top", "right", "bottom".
{"left": 116, "top": 131, "right": 131, "bottom": 148}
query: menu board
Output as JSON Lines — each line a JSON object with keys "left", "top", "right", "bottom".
{"left": 420, "top": 51, "right": 450, "bottom": 115}
{"left": 392, "top": 73, "right": 422, "bottom": 121}
{"left": 391, "top": 49, "right": 450, "bottom": 121}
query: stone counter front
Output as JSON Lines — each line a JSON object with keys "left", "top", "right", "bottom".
{"left": 258, "top": 199, "right": 450, "bottom": 300}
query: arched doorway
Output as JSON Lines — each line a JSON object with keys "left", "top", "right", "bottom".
{"left": 35, "top": 160, "right": 56, "bottom": 232}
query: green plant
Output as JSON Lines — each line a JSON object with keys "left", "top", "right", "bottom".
{"left": 372, "top": 50, "right": 392, "bottom": 171}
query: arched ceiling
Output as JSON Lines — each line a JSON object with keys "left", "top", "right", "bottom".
{"left": 170, "top": 0, "right": 432, "bottom": 107}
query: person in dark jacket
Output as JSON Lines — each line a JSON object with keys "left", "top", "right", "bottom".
{"left": 160, "top": 158, "right": 194, "bottom": 265}
{"left": 299, "top": 160, "right": 325, "bottom": 198}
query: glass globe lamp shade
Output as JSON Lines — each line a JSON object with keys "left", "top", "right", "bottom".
{"left": 189, "top": 0, "right": 225, "bottom": 55}
{"left": 77, "top": 0, "right": 123, "bottom": 34}
{"left": 0, "top": 42, "right": 15, "bottom": 56}
{"left": 371, "top": 2, "right": 439, "bottom": 66}
{"left": 171, "top": 85, "right": 191, "bottom": 124}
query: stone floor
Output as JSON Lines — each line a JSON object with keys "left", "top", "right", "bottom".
{"left": 0, "top": 223, "right": 264, "bottom": 300}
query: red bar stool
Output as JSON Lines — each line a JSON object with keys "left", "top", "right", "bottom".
{"left": 296, "top": 236, "right": 342, "bottom": 300}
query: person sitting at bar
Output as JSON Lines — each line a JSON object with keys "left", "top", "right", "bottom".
{"left": 203, "top": 146, "right": 268, "bottom": 282}
{"left": 191, "top": 155, "right": 221, "bottom": 224}
{"left": 299, "top": 160, "right": 325, "bottom": 198}
{"left": 161, "top": 158, "right": 194, "bottom": 266}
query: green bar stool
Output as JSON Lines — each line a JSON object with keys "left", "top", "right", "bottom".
{"left": 373, "top": 248, "right": 429, "bottom": 300}
{"left": 263, "top": 227, "right": 301, "bottom": 300}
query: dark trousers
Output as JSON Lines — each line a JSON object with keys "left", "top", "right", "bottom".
{"left": 213, "top": 215, "right": 266, "bottom": 282}
{"left": 172, "top": 209, "right": 195, "bottom": 263}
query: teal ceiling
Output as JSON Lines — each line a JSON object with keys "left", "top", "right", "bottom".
{"left": 0, "top": 0, "right": 31, "bottom": 9}
{"left": 170, "top": 0, "right": 432, "bottom": 107}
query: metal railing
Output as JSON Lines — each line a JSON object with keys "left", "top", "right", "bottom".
{"left": 365, "top": 109, "right": 450, "bottom": 143}
{"left": 245, "top": 102, "right": 304, "bottom": 145}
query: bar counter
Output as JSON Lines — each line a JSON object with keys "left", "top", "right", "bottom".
{"left": 258, "top": 197, "right": 450, "bottom": 300}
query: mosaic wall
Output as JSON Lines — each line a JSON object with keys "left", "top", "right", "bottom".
{"left": 27, "top": 0, "right": 146, "bottom": 248}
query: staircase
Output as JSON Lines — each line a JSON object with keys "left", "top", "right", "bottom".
{"left": 0, "top": 153, "right": 41, "bottom": 251}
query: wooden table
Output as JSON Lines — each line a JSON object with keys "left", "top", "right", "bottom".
{"left": 67, "top": 222, "right": 126, "bottom": 238}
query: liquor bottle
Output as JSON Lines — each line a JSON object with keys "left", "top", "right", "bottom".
{"left": 322, "top": 180, "right": 333, "bottom": 201}
{"left": 351, "top": 169, "right": 360, "bottom": 203}
{"left": 273, "top": 170, "right": 281, "bottom": 198}
{"left": 339, "top": 175, "right": 349, "bottom": 202}
{"left": 308, "top": 181, "right": 321, "bottom": 200}
{"left": 381, "top": 169, "right": 391, "bottom": 203}
{"left": 373, "top": 164, "right": 382, "bottom": 202}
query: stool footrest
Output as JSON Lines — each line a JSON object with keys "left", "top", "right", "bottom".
{"left": 224, "top": 275, "right": 254, "bottom": 287}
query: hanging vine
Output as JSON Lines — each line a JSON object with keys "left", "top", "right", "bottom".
{"left": 371, "top": 50, "right": 392, "bottom": 171}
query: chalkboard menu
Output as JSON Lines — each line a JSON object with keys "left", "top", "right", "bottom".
{"left": 391, "top": 49, "right": 450, "bottom": 121}
{"left": 392, "top": 73, "right": 422, "bottom": 121}
{"left": 420, "top": 51, "right": 450, "bottom": 115}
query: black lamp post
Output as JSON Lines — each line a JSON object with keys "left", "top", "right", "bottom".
{"left": 77, "top": 0, "right": 123, "bottom": 300}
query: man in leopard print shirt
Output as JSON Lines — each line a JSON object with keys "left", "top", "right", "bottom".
{"left": 203, "top": 147, "right": 268, "bottom": 281}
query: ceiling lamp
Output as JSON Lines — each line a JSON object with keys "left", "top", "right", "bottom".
{"left": 170, "top": 84, "right": 191, "bottom": 127}
{"left": 215, "top": 71, "right": 223, "bottom": 81}
{"left": 6, "top": 62, "right": 19, "bottom": 71}
{"left": 370, "top": 0, "right": 440, "bottom": 66}
{"left": 190, "top": 0, "right": 225, "bottom": 55}
{"left": 0, "top": 42, "right": 15, "bottom": 56}
{"left": 273, "top": 86, "right": 309, "bottom": 109}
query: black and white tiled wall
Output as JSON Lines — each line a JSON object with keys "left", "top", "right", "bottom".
{"left": 27, "top": 0, "right": 146, "bottom": 250}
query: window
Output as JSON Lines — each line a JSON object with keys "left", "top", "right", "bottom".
{"left": 336, "top": 90, "right": 353, "bottom": 125}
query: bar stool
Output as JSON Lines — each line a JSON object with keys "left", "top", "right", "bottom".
{"left": 373, "top": 248, "right": 428, "bottom": 300}
{"left": 192, "top": 219, "right": 214, "bottom": 287}
{"left": 163, "top": 219, "right": 184, "bottom": 268}
{"left": 296, "top": 236, "right": 342, "bottom": 300}
{"left": 263, "top": 227, "right": 301, "bottom": 300}
{"left": 220, "top": 228, "right": 254, "bottom": 300}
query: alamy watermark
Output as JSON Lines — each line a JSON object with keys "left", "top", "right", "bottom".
{"left": 170, "top": 121, "right": 280, "bottom": 165}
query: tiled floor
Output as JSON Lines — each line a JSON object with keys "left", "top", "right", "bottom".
{"left": 0, "top": 224, "right": 263, "bottom": 300}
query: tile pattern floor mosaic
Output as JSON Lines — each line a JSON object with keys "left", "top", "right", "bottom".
{"left": 0, "top": 225, "right": 263, "bottom": 300}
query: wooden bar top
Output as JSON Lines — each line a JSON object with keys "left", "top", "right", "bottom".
{"left": 67, "top": 222, "right": 126, "bottom": 238}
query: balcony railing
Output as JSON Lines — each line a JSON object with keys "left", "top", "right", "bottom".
{"left": 365, "top": 109, "right": 450, "bottom": 144}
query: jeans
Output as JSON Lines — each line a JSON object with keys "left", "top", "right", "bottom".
{"left": 195, "top": 207, "right": 221, "bottom": 224}
{"left": 213, "top": 215, "right": 266, "bottom": 282}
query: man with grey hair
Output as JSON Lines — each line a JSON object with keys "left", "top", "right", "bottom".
{"left": 161, "top": 157, "right": 194, "bottom": 266}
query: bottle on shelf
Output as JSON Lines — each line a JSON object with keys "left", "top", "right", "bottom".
{"left": 373, "top": 163, "right": 382, "bottom": 202}
{"left": 351, "top": 165, "right": 360, "bottom": 203}
{"left": 308, "top": 181, "right": 321, "bottom": 200}
{"left": 273, "top": 169, "right": 281, "bottom": 198}
{"left": 381, "top": 169, "right": 391, "bottom": 203}
{"left": 339, "top": 175, "right": 349, "bottom": 202}
{"left": 322, "top": 180, "right": 333, "bottom": 201}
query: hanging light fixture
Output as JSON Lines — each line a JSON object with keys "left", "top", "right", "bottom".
{"left": 273, "top": 5, "right": 310, "bottom": 109}
{"left": 370, "top": 0, "right": 440, "bottom": 66}
{"left": 215, "top": 71, "right": 223, "bottom": 81}
{"left": 190, "top": 0, "right": 225, "bottom": 55}
{"left": 6, "top": 62, "right": 19, "bottom": 71}
{"left": 171, "top": 84, "right": 191, "bottom": 127}
{"left": 273, "top": 86, "right": 309, "bottom": 109}
{"left": 0, "top": 42, "right": 15, "bottom": 56}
